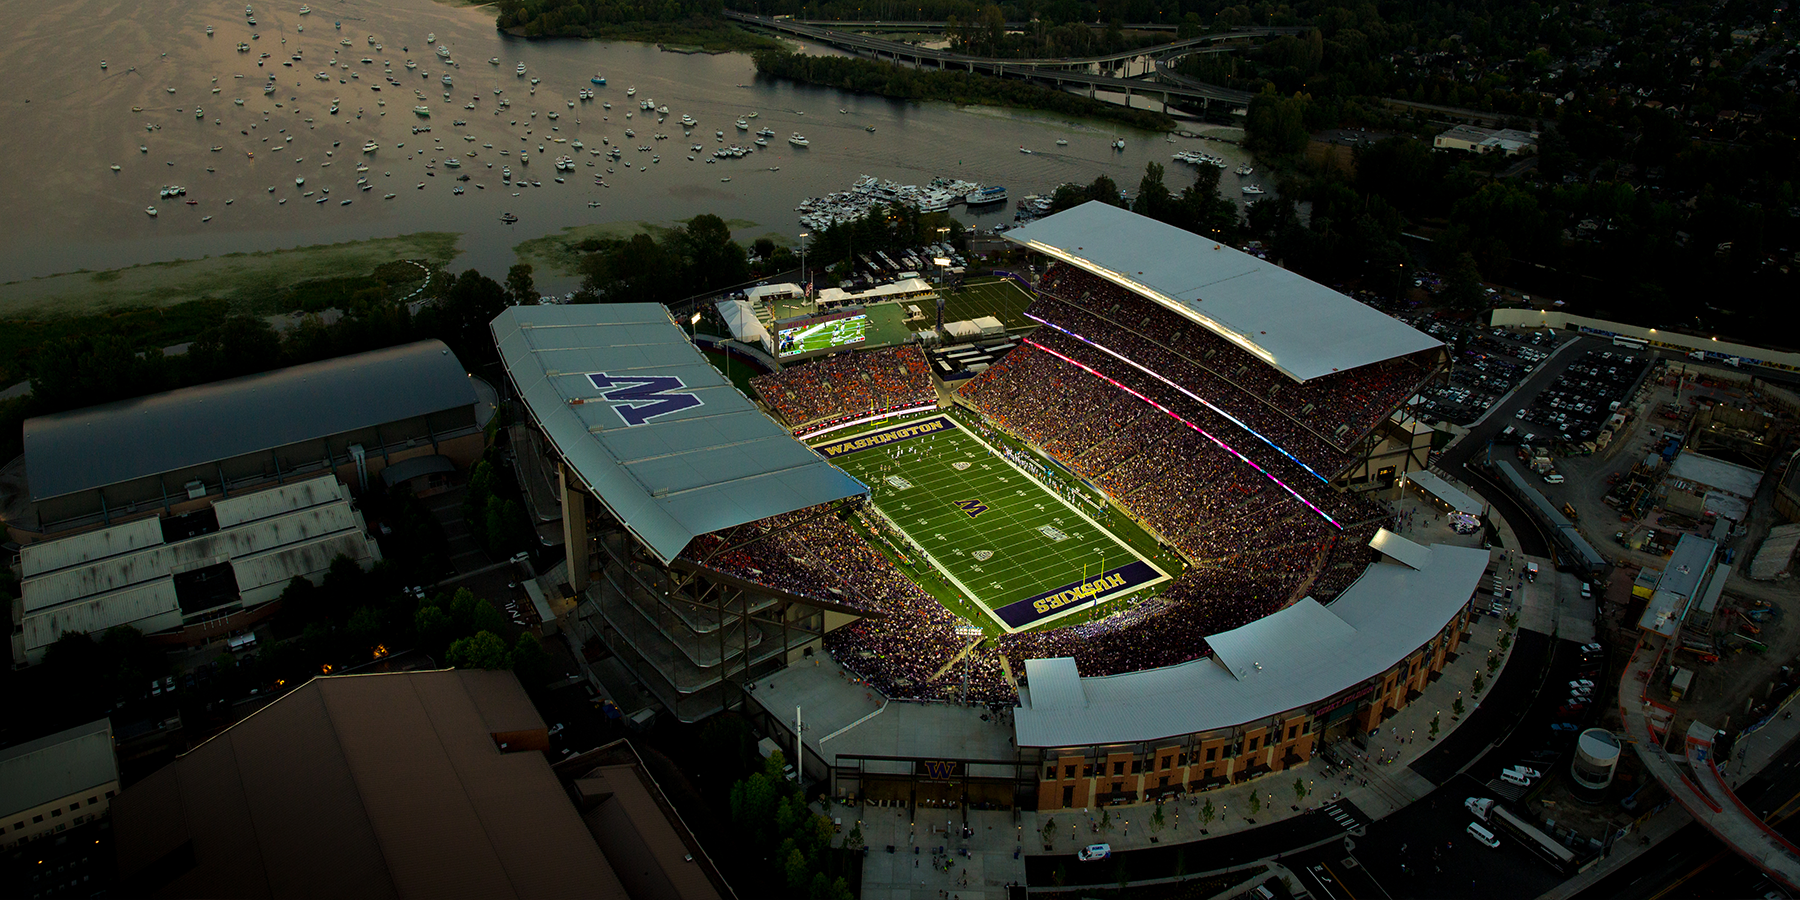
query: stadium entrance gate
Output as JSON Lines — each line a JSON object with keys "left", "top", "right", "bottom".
{"left": 832, "top": 753, "right": 1036, "bottom": 815}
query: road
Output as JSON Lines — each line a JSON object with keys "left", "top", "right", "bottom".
{"left": 1433, "top": 334, "right": 1614, "bottom": 560}
{"left": 725, "top": 11, "right": 1272, "bottom": 104}
{"left": 1573, "top": 727, "right": 1800, "bottom": 900}
{"left": 1278, "top": 635, "right": 1590, "bottom": 900}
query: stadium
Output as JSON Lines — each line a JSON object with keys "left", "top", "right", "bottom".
{"left": 497, "top": 202, "right": 1487, "bottom": 813}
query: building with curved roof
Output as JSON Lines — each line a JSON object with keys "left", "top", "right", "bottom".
{"left": 20, "top": 340, "right": 484, "bottom": 532}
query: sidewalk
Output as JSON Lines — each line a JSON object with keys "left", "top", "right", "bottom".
{"left": 846, "top": 599, "right": 1522, "bottom": 899}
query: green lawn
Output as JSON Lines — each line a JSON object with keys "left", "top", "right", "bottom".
{"left": 815, "top": 413, "right": 1165, "bottom": 632}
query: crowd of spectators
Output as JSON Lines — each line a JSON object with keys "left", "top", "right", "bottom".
{"left": 1034, "top": 265, "right": 1438, "bottom": 472}
{"left": 683, "top": 505, "right": 1015, "bottom": 705}
{"left": 677, "top": 270, "right": 1429, "bottom": 703}
{"left": 749, "top": 346, "right": 934, "bottom": 429}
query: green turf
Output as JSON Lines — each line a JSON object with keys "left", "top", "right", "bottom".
{"left": 816, "top": 413, "right": 1166, "bottom": 632}
{"left": 938, "top": 278, "right": 1036, "bottom": 330}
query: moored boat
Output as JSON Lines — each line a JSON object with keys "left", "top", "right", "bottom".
{"left": 965, "top": 185, "right": 1007, "bottom": 206}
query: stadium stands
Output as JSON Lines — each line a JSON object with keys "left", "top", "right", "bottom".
{"left": 687, "top": 264, "right": 1431, "bottom": 702}
{"left": 1034, "top": 265, "right": 1438, "bottom": 475}
{"left": 750, "top": 346, "right": 935, "bottom": 431}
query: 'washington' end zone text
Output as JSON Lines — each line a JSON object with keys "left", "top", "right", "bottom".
{"left": 812, "top": 416, "right": 953, "bottom": 458}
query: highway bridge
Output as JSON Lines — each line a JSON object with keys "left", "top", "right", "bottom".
{"left": 727, "top": 11, "right": 1278, "bottom": 106}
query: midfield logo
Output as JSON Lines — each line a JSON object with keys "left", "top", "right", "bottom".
{"left": 585, "top": 372, "right": 704, "bottom": 426}
{"left": 955, "top": 498, "right": 989, "bottom": 518}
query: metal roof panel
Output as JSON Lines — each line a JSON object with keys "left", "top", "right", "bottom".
{"left": 1002, "top": 202, "right": 1442, "bottom": 382}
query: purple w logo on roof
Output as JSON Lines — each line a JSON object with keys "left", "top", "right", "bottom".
{"left": 585, "top": 373, "right": 704, "bottom": 426}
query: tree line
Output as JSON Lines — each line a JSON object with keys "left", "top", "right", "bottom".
{"left": 1242, "top": 86, "right": 1800, "bottom": 340}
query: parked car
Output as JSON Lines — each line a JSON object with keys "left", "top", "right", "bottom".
{"left": 1078, "top": 844, "right": 1112, "bottom": 862}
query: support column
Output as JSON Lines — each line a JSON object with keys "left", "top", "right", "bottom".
{"left": 559, "top": 462, "right": 590, "bottom": 591}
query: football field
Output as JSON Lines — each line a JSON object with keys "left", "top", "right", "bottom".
{"left": 811, "top": 413, "right": 1167, "bottom": 632}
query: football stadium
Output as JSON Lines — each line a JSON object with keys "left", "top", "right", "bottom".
{"left": 498, "top": 202, "right": 1487, "bottom": 814}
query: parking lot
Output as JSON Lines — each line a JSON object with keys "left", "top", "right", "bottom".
{"left": 1400, "top": 316, "right": 1564, "bottom": 426}
{"left": 1513, "top": 348, "right": 1651, "bottom": 444}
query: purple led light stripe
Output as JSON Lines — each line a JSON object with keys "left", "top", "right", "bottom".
{"left": 1023, "top": 338, "right": 1344, "bottom": 530}
{"left": 1026, "top": 311, "right": 1331, "bottom": 485}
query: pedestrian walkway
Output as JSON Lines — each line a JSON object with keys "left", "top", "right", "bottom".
{"left": 1618, "top": 634, "right": 1800, "bottom": 890}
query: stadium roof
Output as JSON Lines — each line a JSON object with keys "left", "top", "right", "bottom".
{"left": 24, "top": 340, "right": 477, "bottom": 502}
{"left": 111, "top": 670, "right": 626, "bottom": 899}
{"left": 1368, "top": 528, "right": 1434, "bottom": 570}
{"left": 1015, "top": 533, "right": 1486, "bottom": 748}
{"left": 493, "top": 305, "right": 868, "bottom": 565}
{"left": 1001, "top": 202, "right": 1442, "bottom": 382}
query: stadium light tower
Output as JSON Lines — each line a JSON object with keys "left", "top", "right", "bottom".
{"left": 799, "top": 231, "right": 810, "bottom": 297}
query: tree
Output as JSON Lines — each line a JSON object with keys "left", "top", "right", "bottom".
{"left": 432, "top": 269, "right": 510, "bottom": 363}
{"left": 347, "top": 606, "right": 382, "bottom": 645}
{"left": 1132, "top": 162, "right": 1175, "bottom": 222}
{"left": 1294, "top": 776, "right": 1308, "bottom": 802}
{"left": 447, "top": 630, "right": 510, "bottom": 669}
{"left": 784, "top": 847, "right": 811, "bottom": 893}
{"left": 414, "top": 605, "right": 454, "bottom": 656}
{"left": 1245, "top": 88, "right": 1311, "bottom": 156}
{"left": 506, "top": 263, "right": 537, "bottom": 305}
{"left": 1444, "top": 252, "right": 1486, "bottom": 309}
{"left": 679, "top": 214, "right": 751, "bottom": 295}
{"left": 1150, "top": 802, "right": 1166, "bottom": 836}
{"left": 1473, "top": 671, "right": 1486, "bottom": 694}
{"left": 185, "top": 315, "right": 283, "bottom": 384}
{"left": 510, "top": 632, "right": 556, "bottom": 686}
{"left": 1248, "top": 792, "right": 1261, "bottom": 816}
{"left": 1042, "top": 815, "right": 1056, "bottom": 846}
{"left": 1200, "top": 797, "right": 1215, "bottom": 828}
{"left": 1453, "top": 697, "right": 1466, "bottom": 717}
{"left": 1429, "top": 713, "right": 1442, "bottom": 740}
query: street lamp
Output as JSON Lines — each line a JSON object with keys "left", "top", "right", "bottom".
{"left": 799, "top": 231, "right": 810, "bottom": 296}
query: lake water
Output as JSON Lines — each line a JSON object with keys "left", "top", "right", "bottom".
{"left": 0, "top": 0, "right": 1257, "bottom": 286}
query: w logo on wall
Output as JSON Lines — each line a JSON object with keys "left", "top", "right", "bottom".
{"left": 955, "top": 498, "right": 989, "bottom": 518}
{"left": 919, "top": 760, "right": 960, "bottom": 779}
{"left": 585, "top": 373, "right": 704, "bottom": 426}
